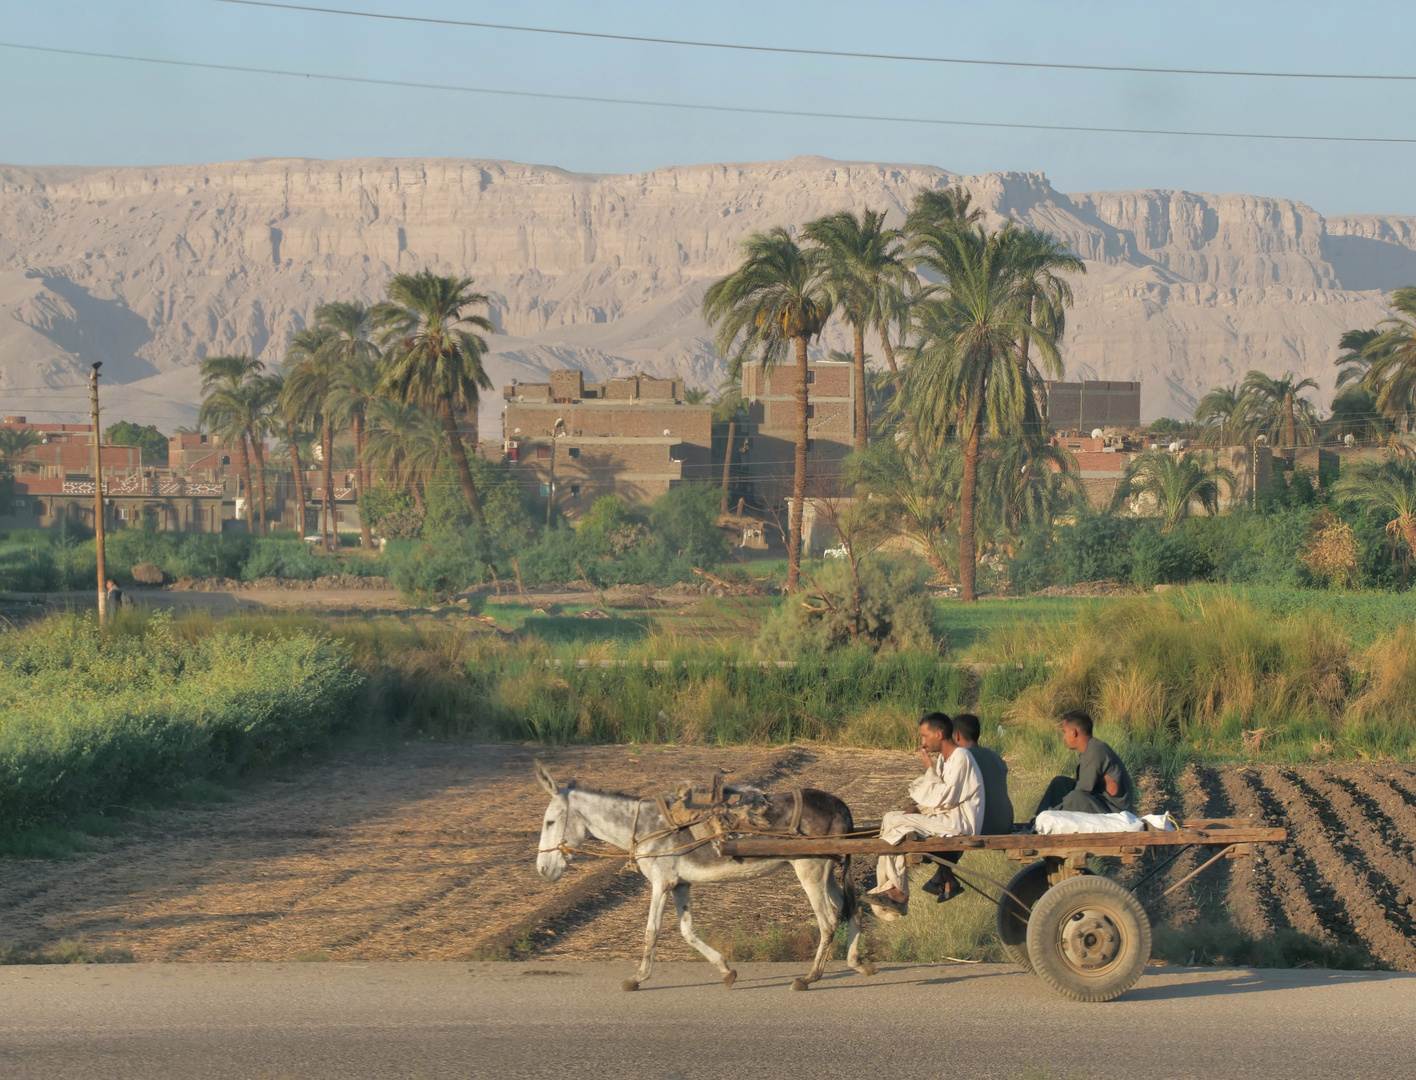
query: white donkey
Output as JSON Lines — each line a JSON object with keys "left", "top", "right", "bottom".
{"left": 534, "top": 761, "right": 875, "bottom": 991}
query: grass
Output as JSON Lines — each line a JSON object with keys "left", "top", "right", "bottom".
{"left": 0, "top": 937, "right": 135, "bottom": 965}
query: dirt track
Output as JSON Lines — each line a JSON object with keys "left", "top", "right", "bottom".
{"left": 1, "top": 744, "right": 1414, "bottom": 969}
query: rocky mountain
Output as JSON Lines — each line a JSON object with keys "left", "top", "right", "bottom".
{"left": 2, "top": 155, "right": 1414, "bottom": 433}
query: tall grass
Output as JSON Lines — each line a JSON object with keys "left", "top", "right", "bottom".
{"left": 0, "top": 612, "right": 361, "bottom": 827}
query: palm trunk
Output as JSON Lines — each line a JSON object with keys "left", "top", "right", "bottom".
{"left": 879, "top": 320, "right": 902, "bottom": 396}
{"left": 788, "top": 335, "right": 810, "bottom": 595}
{"left": 441, "top": 399, "right": 490, "bottom": 540}
{"left": 354, "top": 410, "right": 374, "bottom": 550}
{"left": 959, "top": 419, "right": 981, "bottom": 602}
{"left": 720, "top": 417, "right": 736, "bottom": 514}
{"left": 287, "top": 421, "right": 307, "bottom": 538}
{"left": 852, "top": 323, "right": 868, "bottom": 453}
{"left": 321, "top": 420, "right": 335, "bottom": 554}
{"left": 238, "top": 435, "right": 255, "bottom": 536}
{"left": 249, "top": 428, "right": 268, "bottom": 538}
{"left": 1285, "top": 391, "right": 1297, "bottom": 450}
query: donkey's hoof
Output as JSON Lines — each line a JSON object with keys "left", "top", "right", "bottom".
{"left": 621, "top": 979, "right": 640, "bottom": 992}
{"left": 791, "top": 978, "right": 811, "bottom": 991}
{"left": 721, "top": 969, "right": 737, "bottom": 988}
{"left": 858, "top": 961, "right": 878, "bottom": 977}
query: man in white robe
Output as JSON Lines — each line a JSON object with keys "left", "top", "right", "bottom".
{"left": 867, "top": 712, "right": 984, "bottom": 916}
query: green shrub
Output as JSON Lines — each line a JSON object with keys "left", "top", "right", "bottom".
{"left": 239, "top": 540, "right": 329, "bottom": 581}
{"left": 383, "top": 534, "right": 489, "bottom": 601}
{"left": 758, "top": 555, "right": 939, "bottom": 654}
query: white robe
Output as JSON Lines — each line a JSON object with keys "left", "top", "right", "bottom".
{"left": 870, "top": 749, "right": 984, "bottom": 899}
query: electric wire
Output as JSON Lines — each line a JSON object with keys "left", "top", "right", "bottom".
{"left": 211, "top": 0, "right": 1416, "bottom": 84}
{"left": 2, "top": 41, "right": 1415, "bottom": 145}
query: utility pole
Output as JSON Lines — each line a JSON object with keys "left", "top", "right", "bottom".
{"left": 545, "top": 418, "right": 565, "bottom": 527}
{"left": 90, "top": 362, "right": 107, "bottom": 621}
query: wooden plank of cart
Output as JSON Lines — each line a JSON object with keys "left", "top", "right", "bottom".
{"left": 719, "top": 817, "right": 1287, "bottom": 1002}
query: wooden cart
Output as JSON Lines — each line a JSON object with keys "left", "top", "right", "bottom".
{"left": 718, "top": 818, "right": 1287, "bottom": 1002}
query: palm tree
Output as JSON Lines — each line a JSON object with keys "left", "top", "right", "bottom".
{"left": 0, "top": 428, "right": 43, "bottom": 481}
{"left": 198, "top": 355, "right": 268, "bottom": 536}
{"left": 373, "top": 271, "right": 495, "bottom": 542}
{"left": 282, "top": 326, "right": 342, "bottom": 551}
{"left": 1325, "top": 383, "right": 1390, "bottom": 446}
{"left": 711, "top": 380, "right": 747, "bottom": 513}
{"left": 264, "top": 370, "right": 313, "bottom": 537}
{"left": 703, "top": 227, "right": 831, "bottom": 593}
{"left": 902, "top": 222, "right": 1046, "bottom": 601}
{"left": 844, "top": 436, "right": 960, "bottom": 582}
{"left": 803, "top": 208, "right": 909, "bottom": 451}
{"left": 1111, "top": 449, "right": 1235, "bottom": 530}
{"left": 1194, "top": 383, "right": 1246, "bottom": 446}
{"left": 1335, "top": 327, "right": 1382, "bottom": 389}
{"left": 1335, "top": 449, "right": 1416, "bottom": 562}
{"left": 1007, "top": 228, "right": 1084, "bottom": 433}
{"left": 1241, "top": 370, "right": 1319, "bottom": 449}
{"left": 682, "top": 386, "right": 710, "bottom": 405}
{"left": 319, "top": 301, "right": 382, "bottom": 550}
{"left": 363, "top": 397, "right": 446, "bottom": 511}
{"left": 1355, "top": 287, "right": 1416, "bottom": 429}
{"left": 981, "top": 435, "right": 1081, "bottom": 556}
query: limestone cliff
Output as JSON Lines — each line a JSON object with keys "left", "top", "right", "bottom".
{"left": 1, "top": 156, "right": 1413, "bottom": 432}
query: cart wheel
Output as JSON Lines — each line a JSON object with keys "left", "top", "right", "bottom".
{"left": 996, "top": 860, "right": 1051, "bottom": 972}
{"left": 1025, "top": 874, "right": 1151, "bottom": 1003}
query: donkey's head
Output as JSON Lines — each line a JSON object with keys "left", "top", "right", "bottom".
{"left": 533, "top": 760, "right": 585, "bottom": 883}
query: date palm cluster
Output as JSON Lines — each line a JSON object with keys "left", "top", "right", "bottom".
{"left": 702, "top": 188, "right": 1084, "bottom": 601}
{"left": 197, "top": 271, "right": 494, "bottom": 552}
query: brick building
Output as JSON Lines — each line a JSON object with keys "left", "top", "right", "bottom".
{"left": 501, "top": 369, "right": 711, "bottom": 511}
{"left": 1045, "top": 380, "right": 1142, "bottom": 433}
{"left": 1053, "top": 435, "right": 1273, "bottom": 512}
{"left": 2, "top": 418, "right": 231, "bottom": 532}
{"left": 739, "top": 357, "right": 857, "bottom": 504}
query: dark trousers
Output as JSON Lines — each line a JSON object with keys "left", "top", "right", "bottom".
{"left": 1034, "top": 776, "right": 1110, "bottom": 816}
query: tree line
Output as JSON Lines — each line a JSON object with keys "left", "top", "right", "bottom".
{"left": 196, "top": 271, "right": 495, "bottom": 553}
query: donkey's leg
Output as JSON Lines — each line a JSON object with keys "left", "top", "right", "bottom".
{"left": 789, "top": 859, "right": 839, "bottom": 991}
{"left": 671, "top": 883, "right": 736, "bottom": 988}
{"left": 625, "top": 877, "right": 671, "bottom": 992}
{"left": 824, "top": 857, "right": 876, "bottom": 976}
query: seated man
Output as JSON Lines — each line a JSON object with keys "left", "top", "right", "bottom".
{"left": 867, "top": 712, "right": 983, "bottom": 917}
{"left": 1033, "top": 710, "right": 1135, "bottom": 817}
{"left": 922, "top": 712, "right": 1014, "bottom": 903}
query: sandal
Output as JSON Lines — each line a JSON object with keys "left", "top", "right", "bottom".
{"left": 935, "top": 883, "right": 963, "bottom": 904}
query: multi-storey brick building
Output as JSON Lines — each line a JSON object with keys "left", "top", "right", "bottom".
{"left": 1, "top": 418, "right": 231, "bottom": 532}
{"left": 738, "top": 357, "right": 858, "bottom": 503}
{"left": 501, "top": 369, "right": 711, "bottom": 510}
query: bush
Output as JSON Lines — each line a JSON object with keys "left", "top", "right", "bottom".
{"left": 758, "top": 555, "right": 939, "bottom": 654}
{"left": 0, "top": 613, "right": 362, "bottom": 826}
{"left": 1129, "top": 527, "right": 1207, "bottom": 589}
{"left": 358, "top": 484, "right": 417, "bottom": 535}
{"left": 239, "top": 540, "right": 329, "bottom": 581}
{"left": 383, "top": 534, "right": 490, "bottom": 601}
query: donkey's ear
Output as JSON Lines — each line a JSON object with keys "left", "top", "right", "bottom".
{"left": 533, "top": 759, "right": 559, "bottom": 795}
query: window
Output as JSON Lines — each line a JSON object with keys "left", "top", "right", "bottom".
{"left": 221, "top": 455, "right": 231, "bottom": 465}
{"left": 567, "top": 447, "right": 580, "bottom": 459}
{"left": 570, "top": 484, "right": 581, "bottom": 497}
{"left": 806, "top": 439, "right": 815, "bottom": 452}
{"left": 535, "top": 446, "right": 552, "bottom": 459}
{"left": 805, "top": 404, "right": 816, "bottom": 419}
{"left": 539, "top": 482, "right": 550, "bottom": 496}
{"left": 806, "top": 370, "right": 816, "bottom": 385}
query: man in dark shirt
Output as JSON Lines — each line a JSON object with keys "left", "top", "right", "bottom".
{"left": 1033, "top": 710, "right": 1135, "bottom": 816}
{"left": 921, "top": 712, "right": 1015, "bottom": 903}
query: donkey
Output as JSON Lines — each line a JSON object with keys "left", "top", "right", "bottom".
{"left": 533, "top": 761, "right": 876, "bottom": 991}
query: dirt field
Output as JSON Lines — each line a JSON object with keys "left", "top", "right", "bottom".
{"left": 1, "top": 743, "right": 1414, "bottom": 969}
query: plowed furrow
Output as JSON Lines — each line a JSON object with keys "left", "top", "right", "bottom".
{"left": 1215, "top": 768, "right": 1283, "bottom": 937}
{"left": 1150, "top": 765, "right": 1219, "bottom": 927}
{"left": 1263, "top": 768, "right": 1416, "bottom": 969}
{"left": 1236, "top": 770, "right": 1335, "bottom": 943}
{"left": 1307, "top": 773, "right": 1416, "bottom": 938}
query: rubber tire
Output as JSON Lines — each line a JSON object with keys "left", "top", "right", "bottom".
{"left": 1025, "top": 874, "right": 1151, "bottom": 1003}
{"left": 997, "top": 860, "right": 1052, "bottom": 973}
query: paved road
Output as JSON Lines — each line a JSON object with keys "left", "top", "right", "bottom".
{"left": 2, "top": 961, "right": 1413, "bottom": 1079}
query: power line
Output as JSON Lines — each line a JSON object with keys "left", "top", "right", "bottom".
{"left": 211, "top": 0, "right": 1416, "bottom": 84}
{"left": 3, "top": 40, "right": 1415, "bottom": 146}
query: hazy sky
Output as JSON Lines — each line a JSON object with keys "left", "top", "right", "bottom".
{"left": 4, "top": 0, "right": 1415, "bottom": 214}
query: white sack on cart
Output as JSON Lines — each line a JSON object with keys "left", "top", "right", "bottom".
{"left": 1035, "top": 810, "right": 1145, "bottom": 834}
